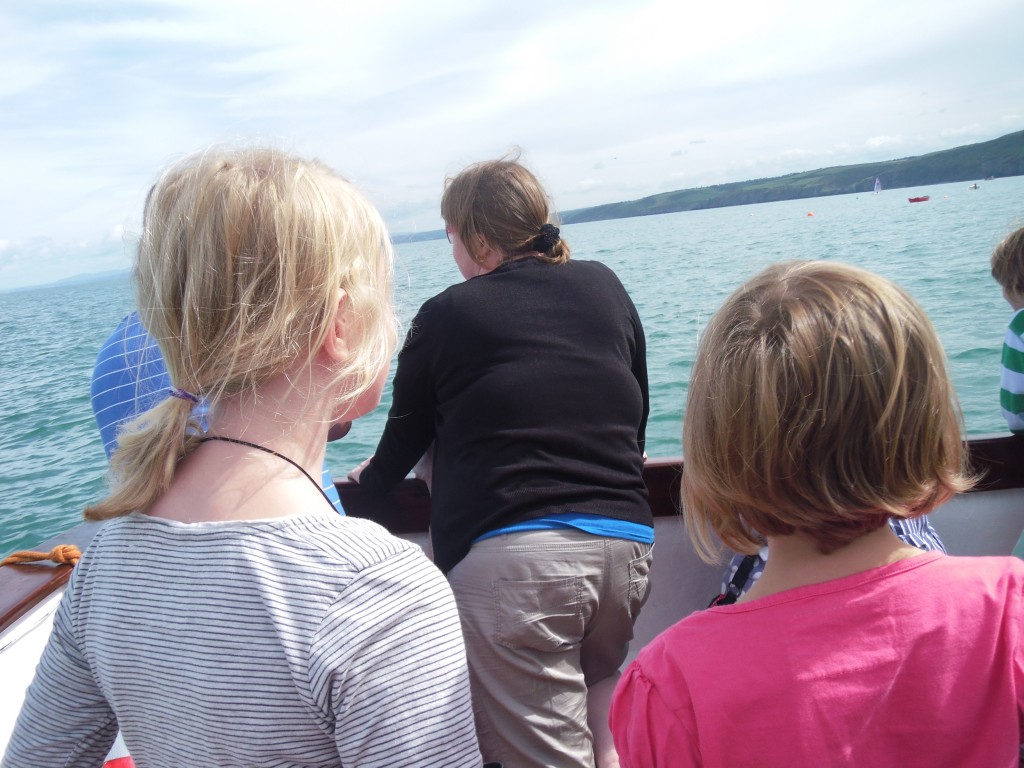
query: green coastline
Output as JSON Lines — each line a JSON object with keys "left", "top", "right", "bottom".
{"left": 394, "top": 128, "right": 1024, "bottom": 243}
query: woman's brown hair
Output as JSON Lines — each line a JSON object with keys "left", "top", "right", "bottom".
{"left": 441, "top": 154, "right": 570, "bottom": 266}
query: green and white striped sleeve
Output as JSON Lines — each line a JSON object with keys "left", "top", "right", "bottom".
{"left": 999, "top": 309, "right": 1024, "bottom": 433}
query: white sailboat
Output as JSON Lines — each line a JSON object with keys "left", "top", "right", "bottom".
{"left": 874, "top": 177, "right": 882, "bottom": 194}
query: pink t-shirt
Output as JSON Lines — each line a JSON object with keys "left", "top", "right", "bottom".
{"left": 611, "top": 553, "right": 1024, "bottom": 767}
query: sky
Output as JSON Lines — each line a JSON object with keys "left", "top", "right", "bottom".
{"left": 1, "top": 0, "right": 1021, "bottom": 291}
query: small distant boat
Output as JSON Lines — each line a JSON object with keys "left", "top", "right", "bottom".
{"left": 969, "top": 183, "right": 980, "bottom": 190}
{"left": 873, "top": 177, "right": 881, "bottom": 194}
{"left": 908, "top": 196, "right": 930, "bottom": 203}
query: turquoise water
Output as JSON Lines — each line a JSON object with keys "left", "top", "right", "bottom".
{"left": 2, "top": 177, "right": 1022, "bottom": 557}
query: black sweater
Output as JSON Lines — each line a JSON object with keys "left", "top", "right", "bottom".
{"left": 359, "top": 257, "right": 651, "bottom": 573}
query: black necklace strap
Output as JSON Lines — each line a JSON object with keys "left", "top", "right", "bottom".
{"left": 199, "top": 436, "right": 337, "bottom": 512}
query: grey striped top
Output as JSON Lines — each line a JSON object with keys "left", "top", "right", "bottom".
{"left": 3, "top": 512, "right": 481, "bottom": 768}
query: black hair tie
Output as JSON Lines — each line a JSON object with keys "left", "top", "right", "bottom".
{"left": 531, "top": 223, "right": 560, "bottom": 252}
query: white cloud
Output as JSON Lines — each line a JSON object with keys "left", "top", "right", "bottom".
{"left": 866, "top": 135, "right": 904, "bottom": 150}
{"left": 0, "top": 0, "right": 1021, "bottom": 288}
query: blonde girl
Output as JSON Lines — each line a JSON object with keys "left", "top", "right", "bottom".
{"left": 4, "top": 148, "right": 481, "bottom": 768}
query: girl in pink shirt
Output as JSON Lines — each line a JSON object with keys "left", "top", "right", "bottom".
{"left": 610, "top": 260, "right": 1024, "bottom": 767}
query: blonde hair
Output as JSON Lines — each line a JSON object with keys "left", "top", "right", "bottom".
{"left": 86, "top": 147, "right": 395, "bottom": 520}
{"left": 441, "top": 154, "right": 571, "bottom": 266}
{"left": 991, "top": 225, "right": 1024, "bottom": 296}
{"left": 682, "top": 260, "right": 973, "bottom": 562}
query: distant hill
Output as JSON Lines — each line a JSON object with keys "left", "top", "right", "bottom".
{"left": 393, "top": 230, "right": 446, "bottom": 244}
{"left": 558, "top": 129, "right": 1024, "bottom": 225}
{"left": 52, "top": 268, "right": 129, "bottom": 287}
{"left": 0, "top": 267, "right": 130, "bottom": 295}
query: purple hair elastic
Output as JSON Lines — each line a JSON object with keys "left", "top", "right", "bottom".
{"left": 168, "top": 387, "right": 200, "bottom": 404}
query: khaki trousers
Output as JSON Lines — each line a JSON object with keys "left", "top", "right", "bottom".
{"left": 447, "top": 529, "right": 652, "bottom": 768}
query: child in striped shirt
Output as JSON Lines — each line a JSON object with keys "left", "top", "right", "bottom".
{"left": 4, "top": 147, "right": 482, "bottom": 768}
{"left": 991, "top": 226, "right": 1024, "bottom": 433}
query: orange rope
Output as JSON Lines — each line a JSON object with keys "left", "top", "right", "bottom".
{"left": 1, "top": 544, "right": 81, "bottom": 567}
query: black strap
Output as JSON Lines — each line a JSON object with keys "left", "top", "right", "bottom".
{"left": 200, "top": 436, "right": 337, "bottom": 512}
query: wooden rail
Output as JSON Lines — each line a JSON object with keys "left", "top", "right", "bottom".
{"left": 3, "top": 435, "right": 1023, "bottom": 637}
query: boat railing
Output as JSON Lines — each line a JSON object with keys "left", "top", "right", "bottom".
{"left": 3, "top": 434, "right": 1024, "bottom": 639}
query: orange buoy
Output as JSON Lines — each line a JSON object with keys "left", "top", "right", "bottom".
{"left": 807, "top": 212, "right": 814, "bottom": 217}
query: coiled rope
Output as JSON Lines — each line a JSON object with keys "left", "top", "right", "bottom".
{"left": 1, "top": 544, "right": 82, "bottom": 567}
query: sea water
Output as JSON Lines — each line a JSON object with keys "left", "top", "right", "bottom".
{"left": 1, "top": 177, "right": 1022, "bottom": 557}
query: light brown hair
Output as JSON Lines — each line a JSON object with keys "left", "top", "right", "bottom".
{"left": 441, "top": 154, "right": 570, "bottom": 266}
{"left": 991, "top": 226, "right": 1024, "bottom": 297}
{"left": 86, "top": 147, "right": 395, "bottom": 520}
{"left": 682, "top": 260, "right": 973, "bottom": 562}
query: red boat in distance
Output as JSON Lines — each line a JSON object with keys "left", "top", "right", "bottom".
{"left": 908, "top": 195, "right": 930, "bottom": 203}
